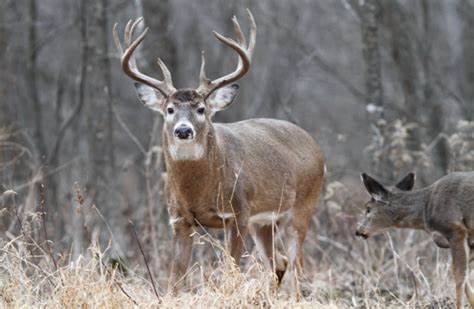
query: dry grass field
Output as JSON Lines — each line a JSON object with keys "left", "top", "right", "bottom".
{"left": 0, "top": 180, "right": 463, "bottom": 308}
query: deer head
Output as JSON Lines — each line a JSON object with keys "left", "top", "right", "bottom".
{"left": 355, "top": 172, "right": 416, "bottom": 238}
{"left": 113, "top": 11, "right": 256, "bottom": 160}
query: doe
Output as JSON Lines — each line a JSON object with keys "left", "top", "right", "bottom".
{"left": 356, "top": 171, "right": 474, "bottom": 308}
{"left": 113, "top": 11, "right": 325, "bottom": 292}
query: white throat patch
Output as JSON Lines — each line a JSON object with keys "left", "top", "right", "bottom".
{"left": 169, "top": 143, "right": 205, "bottom": 161}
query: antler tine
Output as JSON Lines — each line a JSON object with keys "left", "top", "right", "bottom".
{"left": 114, "top": 17, "right": 176, "bottom": 96}
{"left": 130, "top": 17, "right": 143, "bottom": 40}
{"left": 112, "top": 23, "right": 123, "bottom": 54}
{"left": 133, "top": 17, "right": 144, "bottom": 28}
{"left": 246, "top": 9, "right": 257, "bottom": 60}
{"left": 199, "top": 50, "right": 210, "bottom": 84}
{"left": 196, "top": 10, "right": 257, "bottom": 98}
{"left": 156, "top": 57, "right": 173, "bottom": 84}
{"left": 124, "top": 19, "right": 133, "bottom": 46}
{"left": 231, "top": 16, "right": 246, "bottom": 47}
{"left": 121, "top": 26, "right": 149, "bottom": 71}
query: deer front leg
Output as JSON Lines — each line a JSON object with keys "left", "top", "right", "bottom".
{"left": 168, "top": 220, "right": 193, "bottom": 294}
{"left": 228, "top": 210, "right": 249, "bottom": 267}
{"left": 449, "top": 228, "right": 469, "bottom": 309}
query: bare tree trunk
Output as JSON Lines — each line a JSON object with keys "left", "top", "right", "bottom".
{"left": 86, "top": 0, "right": 112, "bottom": 209}
{"left": 0, "top": 1, "right": 8, "bottom": 128}
{"left": 0, "top": 1, "right": 8, "bottom": 185}
{"left": 381, "top": 2, "right": 420, "bottom": 115}
{"left": 422, "top": 0, "right": 448, "bottom": 175}
{"left": 101, "top": 0, "right": 115, "bottom": 173}
{"left": 27, "top": 0, "right": 47, "bottom": 162}
{"left": 72, "top": 0, "right": 89, "bottom": 257}
{"left": 47, "top": 73, "right": 65, "bottom": 216}
{"left": 356, "top": 0, "right": 389, "bottom": 178}
{"left": 460, "top": 0, "right": 474, "bottom": 121}
{"left": 360, "top": 0, "right": 383, "bottom": 110}
{"left": 380, "top": 2, "right": 426, "bottom": 182}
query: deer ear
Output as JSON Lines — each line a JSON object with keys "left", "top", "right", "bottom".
{"left": 134, "top": 83, "right": 166, "bottom": 113}
{"left": 395, "top": 172, "right": 415, "bottom": 191}
{"left": 361, "top": 173, "right": 389, "bottom": 202}
{"left": 207, "top": 84, "right": 239, "bottom": 114}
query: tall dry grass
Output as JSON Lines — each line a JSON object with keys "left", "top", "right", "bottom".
{"left": 0, "top": 184, "right": 463, "bottom": 308}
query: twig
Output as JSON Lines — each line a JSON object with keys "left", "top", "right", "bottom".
{"left": 128, "top": 220, "right": 161, "bottom": 303}
{"left": 38, "top": 183, "right": 59, "bottom": 271}
{"left": 423, "top": 133, "right": 448, "bottom": 154}
{"left": 100, "top": 259, "right": 138, "bottom": 305}
{"left": 91, "top": 204, "right": 130, "bottom": 270}
{"left": 12, "top": 157, "right": 79, "bottom": 193}
{"left": 111, "top": 101, "right": 147, "bottom": 156}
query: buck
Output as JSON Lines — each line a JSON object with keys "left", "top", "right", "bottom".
{"left": 356, "top": 171, "right": 474, "bottom": 308}
{"left": 113, "top": 11, "right": 325, "bottom": 292}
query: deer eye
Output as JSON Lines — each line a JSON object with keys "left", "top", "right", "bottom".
{"left": 167, "top": 107, "right": 174, "bottom": 114}
{"left": 197, "top": 107, "right": 205, "bottom": 115}
{"left": 366, "top": 207, "right": 371, "bottom": 214}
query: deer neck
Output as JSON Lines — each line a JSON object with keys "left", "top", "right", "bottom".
{"left": 164, "top": 126, "right": 222, "bottom": 202}
{"left": 393, "top": 187, "right": 431, "bottom": 230}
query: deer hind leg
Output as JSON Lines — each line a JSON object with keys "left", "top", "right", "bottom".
{"left": 287, "top": 181, "right": 321, "bottom": 298}
{"left": 449, "top": 226, "right": 469, "bottom": 309}
{"left": 286, "top": 207, "right": 313, "bottom": 299}
{"left": 251, "top": 224, "right": 288, "bottom": 284}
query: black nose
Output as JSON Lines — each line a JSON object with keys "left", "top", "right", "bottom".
{"left": 174, "top": 126, "right": 193, "bottom": 140}
{"left": 355, "top": 230, "right": 368, "bottom": 239}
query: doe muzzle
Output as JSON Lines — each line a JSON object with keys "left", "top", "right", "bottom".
{"left": 355, "top": 230, "right": 369, "bottom": 239}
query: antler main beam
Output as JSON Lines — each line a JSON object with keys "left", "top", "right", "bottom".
{"left": 113, "top": 18, "right": 176, "bottom": 96}
{"left": 197, "top": 9, "right": 257, "bottom": 98}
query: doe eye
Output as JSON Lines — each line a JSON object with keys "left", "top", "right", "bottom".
{"left": 197, "top": 107, "right": 205, "bottom": 115}
{"left": 366, "top": 208, "right": 371, "bottom": 214}
{"left": 167, "top": 107, "right": 174, "bottom": 114}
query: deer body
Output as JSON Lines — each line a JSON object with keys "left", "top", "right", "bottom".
{"left": 113, "top": 12, "right": 325, "bottom": 293}
{"left": 356, "top": 172, "right": 474, "bottom": 308}
{"left": 165, "top": 117, "right": 324, "bottom": 288}
{"left": 165, "top": 118, "right": 323, "bottom": 225}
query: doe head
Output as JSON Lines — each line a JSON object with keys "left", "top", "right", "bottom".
{"left": 355, "top": 172, "right": 415, "bottom": 239}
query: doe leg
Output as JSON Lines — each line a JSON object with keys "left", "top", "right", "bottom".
{"left": 465, "top": 283, "right": 474, "bottom": 308}
{"left": 449, "top": 227, "right": 469, "bottom": 309}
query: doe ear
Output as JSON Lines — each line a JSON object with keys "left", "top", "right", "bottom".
{"left": 395, "top": 172, "right": 415, "bottom": 191}
{"left": 361, "top": 173, "right": 389, "bottom": 202}
{"left": 207, "top": 84, "right": 239, "bottom": 114}
{"left": 134, "top": 83, "right": 166, "bottom": 113}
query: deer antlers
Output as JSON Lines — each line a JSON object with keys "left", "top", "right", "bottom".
{"left": 113, "top": 10, "right": 256, "bottom": 98}
{"left": 112, "top": 18, "right": 176, "bottom": 96}
{"left": 197, "top": 9, "right": 257, "bottom": 98}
